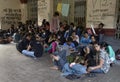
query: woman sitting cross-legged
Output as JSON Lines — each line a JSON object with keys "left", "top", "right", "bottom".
{"left": 44, "top": 33, "right": 58, "bottom": 53}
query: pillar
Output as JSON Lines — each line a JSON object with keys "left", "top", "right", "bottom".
{"left": 38, "top": 0, "right": 52, "bottom": 26}
{"left": 20, "top": 0, "right": 27, "bottom": 23}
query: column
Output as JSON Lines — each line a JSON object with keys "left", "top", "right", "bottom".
{"left": 38, "top": 0, "right": 53, "bottom": 26}
{"left": 20, "top": 0, "right": 27, "bottom": 23}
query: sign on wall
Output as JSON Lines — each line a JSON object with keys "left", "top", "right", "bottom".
{"left": 0, "top": 0, "right": 21, "bottom": 30}
{"left": 1, "top": 8, "right": 21, "bottom": 29}
{"left": 38, "top": 0, "right": 50, "bottom": 26}
{"left": 86, "top": 0, "right": 117, "bottom": 28}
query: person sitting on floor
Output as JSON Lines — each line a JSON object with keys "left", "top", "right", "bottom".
{"left": 0, "top": 35, "right": 13, "bottom": 44}
{"left": 50, "top": 50, "right": 87, "bottom": 76}
{"left": 63, "top": 37, "right": 76, "bottom": 51}
{"left": 100, "top": 42, "right": 116, "bottom": 66}
{"left": 79, "top": 46, "right": 97, "bottom": 67}
{"left": 87, "top": 42, "right": 110, "bottom": 73}
{"left": 22, "top": 34, "right": 43, "bottom": 58}
{"left": 16, "top": 33, "right": 32, "bottom": 53}
{"left": 80, "top": 32, "right": 91, "bottom": 46}
{"left": 70, "top": 31, "right": 79, "bottom": 47}
{"left": 44, "top": 33, "right": 58, "bottom": 53}
{"left": 89, "top": 35, "right": 97, "bottom": 46}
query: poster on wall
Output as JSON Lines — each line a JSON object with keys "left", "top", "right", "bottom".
{"left": 38, "top": 0, "right": 50, "bottom": 26}
{"left": 86, "top": 0, "right": 117, "bottom": 28}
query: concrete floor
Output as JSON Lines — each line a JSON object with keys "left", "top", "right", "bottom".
{"left": 0, "top": 36, "right": 120, "bottom": 82}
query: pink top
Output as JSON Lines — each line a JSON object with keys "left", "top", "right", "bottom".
{"left": 50, "top": 16, "right": 60, "bottom": 33}
{"left": 48, "top": 42, "right": 57, "bottom": 53}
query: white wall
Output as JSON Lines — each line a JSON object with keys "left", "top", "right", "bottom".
{"left": 0, "top": 0, "right": 21, "bottom": 30}
{"left": 86, "top": 0, "right": 117, "bottom": 29}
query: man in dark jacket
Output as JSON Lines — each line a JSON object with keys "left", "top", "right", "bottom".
{"left": 22, "top": 34, "right": 43, "bottom": 58}
{"left": 16, "top": 33, "right": 32, "bottom": 53}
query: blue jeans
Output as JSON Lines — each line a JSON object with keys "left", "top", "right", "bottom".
{"left": 22, "top": 50, "right": 36, "bottom": 58}
{"left": 62, "top": 63, "right": 87, "bottom": 76}
{"left": 54, "top": 50, "right": 67, "bottom": 70}
{"left": 90, "top": 68, "right": 104, "bottom": 73}
{"left": 99, "top": 34, "right": 104, "bottom": 43}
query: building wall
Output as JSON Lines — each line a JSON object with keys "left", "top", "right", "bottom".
{"left": 0, "top": 0, "right": 21, "bottom": 30}
{"left": 86, "top": 0, "right": 117, "bottom": 36}
{"left": 0, "top": 0, "right": 119, "bottom": 36}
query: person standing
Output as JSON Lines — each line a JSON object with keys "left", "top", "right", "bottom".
{"left": 96, "top": 23, "right": 104, "bottom": 43}
{"left": 50, "top": 11, "right": 60, "bottom": 33}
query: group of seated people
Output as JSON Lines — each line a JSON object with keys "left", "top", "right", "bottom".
{"left": 0, "top": 30, "right": 13, "bottom": 44}
{"left": 0, "top": 20, "right": 116, "bottom": 79}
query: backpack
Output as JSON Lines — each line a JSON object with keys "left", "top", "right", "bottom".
{"left": 115, "top": 49, "right": 120, "bottom": 60}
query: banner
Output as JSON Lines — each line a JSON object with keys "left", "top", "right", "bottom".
{"left": 62, "top": 4, "right": 69, "bottom": 16}
{"left": 57, "top": 3, "right": 62, "bottom": 13}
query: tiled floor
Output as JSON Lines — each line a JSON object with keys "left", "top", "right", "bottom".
{"left": 103, "top": 36, "right": 120, "bottom": 51}
{"left": 0, "top": 36, "right": 120, "bottom": 82}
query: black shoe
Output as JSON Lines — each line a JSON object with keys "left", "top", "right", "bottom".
{"left": 86, "top": 73, "right": 96, "bottom": 77}
{"left": 65, "top": 74, "right": 81, "bottom": 80}
{"left": 110, "top": 63, "right": 113, "bottom": 67}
